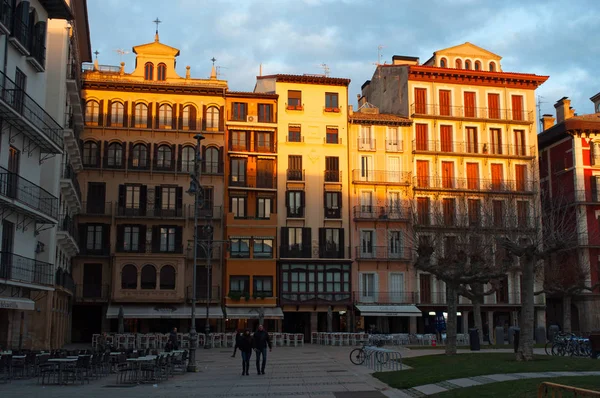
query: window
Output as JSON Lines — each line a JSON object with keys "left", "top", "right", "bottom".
{"left": 287, "top": 155, "right": 303, "bottom": 180}
{"left": 85, "top": 100, "right": 99, "bottom": 125}
{"left": 388, "top": 192, "right": 403, "bottom": 218}
{"left": 441, "top": 161, "right": 454, "bottom": 188}
{"left": 439, "top": 89, "right": 451, "bottom": 116}
{"left": 511, "top": 95, "right": 524, "bottom": 121}
{"left": 326, "top": 127, "right": 339, "bottom": 144}
{"left": 287, "top": 90, "right": 302, "bottom": 108}
{"left": 230, "top": 239, "right": 250, "bottom": 258}
{"left": 491, "top": 164, "right": 504, "bottom": 190}
{"left": 515, "top": 164, "right": 527, "bottom": 191}
{"left": 230, "top": 276, "right": 249, "bottom": 293}
{"left": 256, "top": 131, "right": 272, "bottom": 152}
{"left": 325, "top": 156, "right": 339, "bottom": 182}
{"left": 231, "top": 197, "right": 246, "bottom": 218}
{"left": 492, "top": 200, "right": 504, "bottom": 227}
{"left": 110, "top": 102, "right": 124, "bottom": 126}
{"left": 158, "top": 104, "right": 173, "bottom": 129}
{"left": 361, "top": 273, "right": 376, "bottom": 299}
{"left": 414, "top": 88, "right": 427, "bottom": 114}
{"left": 416, "top": 160, "right": 429, "bottom": 187}
{"left": 466, "top": 162, "right": 479, "bottom": 190}
{"left": 360, "top": 230, "right": 374, "bottom": 257}
{"left": 455, "top": 59, "right": 462, "bottom": 69}
{"left": 122, "top": 185, "right": 141, "bottom": 213}
{"left": 389, "top": 231, "right": 403, "bottom": 258}
{"left": 258, "top": 103, "right": 273, "bottom": 122}
{"left": 206, "top": 106, "right": 219, "bottom": 129}
{"left": 417, "top": 197, "right": 430, "bottom": 225}
{"left": 131, "top": 143, "right": 148, "bottom": 168}
{"left": 489, "top": 61, "right": 496, "bottom": 72}
{"left": 256, "top": 158, "right": 274, "bottom": 188}
{"left": 253, "top": 276, "right": 273, "bottom": 296}
{"left": 386, "top": 127, "right": 401, "bottom": 151}
{"left": 160, "top": 227, "right": 176, "bottom": 252}
{"left": 123, "top": 226, "right": 140, "bottom": 252}
{"left": 440, "top": 58, "right": 447, "bottom": 68}
{"left": 514, "top": 129, "right": 526, "bottom": 156}
{"left": 204, "top": 146, "right": 219, "bottom": 174}
{"left": 160, "top": 265, "right": 175, "bottom": 289}
{"left": 181, "top": 146, "right": 195, "bottom": 172}
{"left": 232, "top": 102, "right": 247, "bottom": 121}
{"left": 156, "top": 145, "right": 172, "bottom": 169}
{"left": 466, "top": 127, "right": 478, "bottom": 153}
{"left": 198, "top": 187, "right": 214, "bottom": 216}
{"left": 157, "top": 63, "right": 167, "bottom": 81}
{"left": 230, "top": 158, "right": 247, "bottom": 185}
{"left": 325, "top": 191, "right": 341, "bottom": 219}
{"left": 474, "top": 61, "right": 481, "bottom": 70}
{"left": 106, "top": 142, "right": 123, "bottom": 167}
{"left": 517, "top": 201, "right": 529, "bottom": 228}
{"left": 490, "top": 128, "right": 502, "bottom": 154}
{"left": 141, "top": 265, "right": 156, "bottom": 289}
{"left": 253, "top": 239, "right": 273, "bottom": 258}
{"left": 280, "top": 263, "right": 350, "bottom": 298}
{"left": 415, "top": 123, "right": 428, "bottom": 151}
{"left": 325, "top": 92, "right": 339, "bottom": 109}
{"left": 160, "top": 186, "right": 177, "bottom": 211}
{"left": 257, "top": 197, "right": 272, "bottom": 219}
{"left": 288, "top": 125, "right": 301, "bottom": 142}
{"left": 86, "top": 224, "right": 103, "bottom": 250}
{"left": 287, "top": 190, "right": 304, "bottom": 217}
{"left": 182, "top": 105, "right": 197, "bottom": 130}
{"left": 231, "top": 130, "right": 247, "bottom": 151}
{"left": 134, "top": 103, "right": 148, "bottom": 128}
{"left": 465, "top": 60, "right": 471, "bottom": 69}
{"left": 82, "top": 141, "right": 98, "bottom": 166}
{"left": 440, "top": 125, "right": 453, "bottom": 152}
{"left": 319, "top": 228, "right": 342, "bottom": 258}
{"left": 121, "top": 264, "right": 137, "bottom": 289}
{"left": 286, "top": 227, "right": 304, "bottom": 253}
{"left": 464, "top": 91, "right": 476, "bottom": 118}
{"left": 144, "top": 62, "right": 154, "bottom": 80}
{"left": 442, "top": 198, "right": 455, "bottom": 226}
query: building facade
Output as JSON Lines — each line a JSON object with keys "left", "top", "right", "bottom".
{"left": 361, "top": 43, "right": 548, "bottom": 334}
{"left": 73, "top": 34, "right": 227, "bottom": 341}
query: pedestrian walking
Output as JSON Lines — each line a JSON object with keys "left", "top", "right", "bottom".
{"left": 232, "top": 329, "right": 242, "bottom": 358}
{"left": 169, "top": 327, "right": 179, "bottom": 350}
{"left": 238, "top": 329, "right": 253, "bottom": 376}
{"left": 252, "top": 324, "right": 272, "bottom": 375}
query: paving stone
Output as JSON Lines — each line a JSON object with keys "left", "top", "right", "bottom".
{"left": 444, "top": 377, "right": 481, "bottom": 388}
{"left": 412, "top": 383, "right": 448, "bottom": 395}
{"left": 484, "top": 373, "right": 519, "bottom": 382}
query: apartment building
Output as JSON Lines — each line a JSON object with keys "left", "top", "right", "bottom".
{"left": 254, "top": 74, "right": 352, "bottom": 339}
{"left": 362, "top": 43, "right": 548, "bottom": 334}
{"left": 0, "top": 0, "right": 73, "bottom": 350}
{"left": 73, "top": 34, "right": 227, "bottom": 341}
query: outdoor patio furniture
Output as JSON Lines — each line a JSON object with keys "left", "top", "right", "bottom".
{"left": 0, "top": 354, "right": 12, "bottom": 383}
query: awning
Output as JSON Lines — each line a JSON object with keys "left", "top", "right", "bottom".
{"left": 0, "top": 297, "right": 35, "bottom": 311}
{"left": 355, "top": 304, "right": 422, "bottom": 317}
{"left": 106, "top": 304, "right": 224, "bottom": 319}
{"left": 225, "top": 307, "right": 284, "bottom": 320}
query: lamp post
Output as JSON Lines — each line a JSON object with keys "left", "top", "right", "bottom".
{"left": 202, "top": 215, "right": 213, "bottom": 349}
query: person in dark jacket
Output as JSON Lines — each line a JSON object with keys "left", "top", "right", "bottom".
{"left": 168, "top": 327, "right": 179, "bottom": 350}
{"left": 238, "top": 329, "right": 253, "bottom": 376}
{"left": 252, "top": 324, "right": 272, "bottom": 375}
{"left": 232, "top": 330, "right": 242, "bottom": 358}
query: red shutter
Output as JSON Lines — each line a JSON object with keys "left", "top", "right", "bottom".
{"left": 414, "top": 88, "right": 426, "bottom": 114}
{"left": 466, "top": 163, "right": 479, "bottom": 190}
{"left": 441, "top": 161, "right": 453, "bottom": 188}
{"left": 178, "top": 104, "right": 184, "bottom": 130}
{"left": 130, "top": 101, "right": 136, "bottom": 127}
{"left": 440, "top": 125, "right": 452, "bottom": 152}
{"left": 439, "top": 90, "right": 451, "bottom": 116}
{"left": 416, "top": 124, "right": 428, "bottom": 151}
{"left": 202, "top": 105, "right": 207, "bottom": 130}
{"left": 106, "top": 100, "right": 112, "bottom": 127}
{"left": 512, "top": 95, "right": 524, "bottom": 121}
{"left": 488, "top": 93, "right": 500, "bottom": 119}
{"left": 515, "top": 164, "right": 526, "bottom": 191}
{"left": 219, "top": 105, "right": 225, "bottom": 131}
{"left": 491, "top": 164, "right": 503, "bottom": 190}
{"left": 123, "top": 101, "right": 129, "bottom": 127}
{"left": 417, "top": 160, "right": 429, "bottom": 187}
{"left": 190, "top": 106, "right": 197, "bottom": 130}
{"left": 98, "top": 100, "right": 104, "bottom": 126}
{"left": 464, "top": 92, "right": 476, "bottom": 117}
{"left": 146, "top": 103, "right": 153, "bottom": 129}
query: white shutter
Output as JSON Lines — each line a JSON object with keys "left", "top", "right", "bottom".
{"left": 389, "top": 273, "right": 405, "bottom": 303}
{"left": 374, "top": 273, "right": 380, "bottom": 303}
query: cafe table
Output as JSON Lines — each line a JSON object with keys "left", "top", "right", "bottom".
{"left": 47, "top": 358, "right": 78, "bottom": 385}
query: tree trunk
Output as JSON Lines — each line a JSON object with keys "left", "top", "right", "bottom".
{"left": 473, "top": 297, "right": 483, "bottom": 344}
{"left": 517, "top": 255, "right": 536, "bottom": 361}
{"left": 562, "top": 295, "right": 572, "bottom": 333}
{"left": 445, "top": 283, "right": 458, "bottom": 355}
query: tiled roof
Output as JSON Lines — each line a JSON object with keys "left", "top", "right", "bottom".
{"left": 349, "top": 112, "right": 412, "bottom": 125}
{"left": 569, "top": 113, "right": 600, "bottom": 122}
{"left": 257, "top": 74, "right": 351, "bottom": 86}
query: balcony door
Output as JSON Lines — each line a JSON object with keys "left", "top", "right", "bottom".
{"left": 82, "top": 263, "right": 102, "bottom": 298}
{"left": 419, "top": 274, "right": 432, "bottom": 304}
{"left": 1, "top": 221, "right": 15, "bottom": 278}
{"left": 7, "top": 147, "right": 19, "bottom": 198}
{"left": 360, "top": 191, "right": 373, "bottom": 215}
{"left": 387, "top": 156, "right": 401, "bottom": 183}
{"left": 360, "top": 273, "right": 376, "bottom": 302}
{"left": 359, "top": 155, "right": 373, "bottom": 182}
{"left": 87, "top": 182, "right": 106, "bottom": 214}
{"left": 491, "top": 164, "right": 504, "bottom": 190}
{"left": 14, "top": 68, "right": 26, "bottom": 114}
{"left": 359, "top": 125, "right": 373, "bottom": 150}
{"left": 389, "top": 273, "right": 405, "bottom": 303}
{"left": 257, "top": 159, "right": 274, "bottom": 188}
{"left": 360, "top": 230, "right": 374, "bottom": 258}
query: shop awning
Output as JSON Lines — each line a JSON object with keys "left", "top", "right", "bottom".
{"left": 355, "top": 304, "right": 422, "bottom": 317}
{"left": 0, "top": 297, "right": 35, "bottom": 311}
{"left": 225, "top": 307, "right": 284, "bottom": 320}
{"left": 106, "top": 304, "right": 224, "bottom": 319}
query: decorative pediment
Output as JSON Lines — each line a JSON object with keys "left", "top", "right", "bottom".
{"left": 435, "top": 42, "right": 501, "bottom": 60}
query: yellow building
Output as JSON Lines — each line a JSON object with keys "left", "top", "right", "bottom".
{"left": 361, "top": 43, "right": 548, "bottom": 333}
{"left": 254, "top": 74, "right": 352, "bottom": 338}
{"left": 73, "top": 33, "right": 227, "bottom": 340}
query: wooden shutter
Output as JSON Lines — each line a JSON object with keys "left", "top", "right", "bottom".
{"left": 217, "top": 147, "right": 224, "bottom": 173}
{"left": 299, "top": 190, "right": 306, "bottom": 217}
{"left": 175, "top": 227, "right": 183, "bottom": 253}
{"left": 416, "top": 160, "right": 429, "bottom": 187}
{"left": 106, "top": 100, "right": 112, "bottom": 127}
{"left": 441, "top": 161, "right": 454, "bottom": 188}
{"left": 416, "top": 124, "right": 428, "bottom": 151}
{"left": 285, "top": 190, "right": 290, "bottom": 216}
{"left": 154, "top": 186, "right": 162, "bottom": 211}
{"left": 171, "top": 106, "right": 178, "bottom": 130}
{"left": 96, "top": 99, "right": 104, "bottom": 126}
{"left": 122, "top": 101, "right": 128, "bottom": 127}
{"left": 178, "top": 104, "right": 184, "bottom": 130}
{"left": 515, "top": 164, "right": 527, "bottom": 191}
{"left": 151, "top": 226, "right": 160, "bottom": 253}
{"left": 176, "top": 187, "right": 183, "bottom": 215}
{"left": 95, "top": 141, "right": 101, "bottom": 167}
{"left": 190, "top": 106, "right": 197, "bottom": 130}
{"left": 491, "top": 164, "right": 503, "bottom": 190}
{"left": 146, "top": 103, "right": 153, "bottom": 129}
{"left": 512, "top": 95, "right": 524, "bottom": 121}
{"left": 140, "top": 185, "right": 147, "bottom": 216}
{"left": 154, "top": 103, "right": 160, "bottom": 129}
{"left": 102, "top": 141, "right": 109, "bottom": 168}
{"left": 280, "top": 227, "right": 289, "bottom": 256}
{"left": 439, "top": 90, "right": 451, "bottom": 116}
{"left": 139, "top": 225, "right": 147, "bottom": 252}
{"left": 153, "top": 143, "right": 159, "bottom": 169}
{"left": 466, "top": 163, "right": 479, "bottom": 190}
{"left": 145, "top": 143, "right": 151, "bottom": 169}
{"left": 414, "top": 88, "right": 426, "bottom": 114}
{"left": 130, "top": 101, "right": 136, "bottom": 127}
{"left": 464, "top": 92, "right": 476, "bottom": 117}
{"left": 102, "top": 224, "right": 111, "bottom": 252}
{"left": 467, "top": 127, "right": 478, "bottom": 153}
{"left": 170, "top": 144, "right": 176, "bottom": 170}
{"left": 338, "top": 228, "right": 345, "bottom": 258}
{"left": 78, "top": 223, "right": 87, "bottom": 249}
{"left": 301, "top": 227, "right": 312, "bottom": 257}
{"left": 488, "top": 93, "right": 500, "bottom": 119}
{"left": 120, "top": 142, "right": 126, "bottom": 167}
{"left": 201, "top": 146, "right": 207, "bottom": 173}
{"left": 177, "top": 144, "right": 183, "bottom": 171}
{"left": 116, "top": 225, "right": 124, "bottom": 251}
{"left": 219, "top": 105, "right": 225, "bottom": 131}
{"left": 202, "top": 105, "right": 207, "bottom": 130}
{"left": 128, "top": 142, "right": 133, "bottom": 168}
{"left": 440, "top": 125, "right": 452, "bottom": 152}
{"left": 318, "top": 228, "right": 326, "bottom": 257}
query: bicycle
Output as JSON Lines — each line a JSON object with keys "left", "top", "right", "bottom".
{"left": 349, "top": 343, "right": 390, "bottom": 366}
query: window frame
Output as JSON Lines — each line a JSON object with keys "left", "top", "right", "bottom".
{"left": 230, "top": 239, "right": 250, "bottom": 258}
{"left": 156, "top": 144, "right": 172, "bottom": 169}
{"left": 253, "top": 239, "right": 273, "bottom": 259}
{"left": 253, "top": 276, "right": 273, "bottom": 296}
{"left": 159, "top": 265, "right": 176, "bottom": 290}
{"left": 82, "top": 141, "right": 98, "bottom": 166}
{"left": 158, "top": 104, "right": 173, "bottom": 129}
{"left": 325, "top": 92, "right": 339, "bottom": 110}
{"left": 257, "top": 197, "right": 272, "bottom": 219}
{"left": 140, "top": 264, "right": 157, "bottom": 290}
{"left": 231, "top": 196, "right": 246, "bottom": 219}
{"left": 206, "top": 106, "right": 220, "bottom": 129}
{"left": 110, "top": 101, "right": 124, "bottom": 127}
{"left": 258, "top": 103, "right": 273, "bottom": 123}
{"left": 231, "top": 102, "right": 248, "bottom": 121}
{"left": 144, "top": 62, "right": 154, "bottom": 80}
{"left": 229, "top": 275, "right": 250, "bottom": 293}
{"left": 107, "top": 142, "right": 123, "bottom": 168}
{"left": 159, "top": 226, "right": 176, "bottom": 252}
{"left": 134, "top": 103, "right": 148, "bottom": 128}
{"left": 123, "top": 225, "right": 140, "bottom": 252}
{"left": 131, "top": 143, "right": 148, "bottom": 169}
{"left": 85, "top": 100, "right": 99, "bottom": 125}
{"left": 157, "top": 63, "right": 167, "bottom": 81}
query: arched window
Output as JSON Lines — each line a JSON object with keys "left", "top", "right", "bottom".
{"left": 131, "top": 143, "right": 148, "bottom": 168}
{"left": 82, "top": 141, "right": 98, "bottom": 166}
{"left": 455, "top": 59, "right": 462, "bottom": 69}
{"left": 156, "top": 144, "right": 172, "bottom": 169}
{"left": 157, "top": 63, "right": 167, "bottom": 81}
{"left": 474, "top": 61, "right": 481, "bottom": 71}
{"left": 121, "top": 264, "right": 137, "bottom": 289}
{"left": 107, "top": 142, "right": 123, "bottom": 167}
{"left": 85, "top": 100, "right": 99, "bottom": 125}
{"left": 182, "top": 105, "right": 197, "bottom": 130}
{"left": 205, "top": 146, "right": 219, "bottom": 174}
{"left": 159, "top": 265, "right": 176, "bottom": 290}
{"left": 158, "top": 104, "right": 172, "bottom": 129}
{"left": 439, "top": 58, "right": 447, "bottom": 68}
{"left": 144, "top": 62, "right": 154, "bottom": 80}
{"left": 181, "top": 146, "right": 195, "bottom": 172}
{"left": 489, "top": 62, "right": 496, "bottom": 72}
{"left": 206, "top": 106, "right": 219, "bottom": 129}
{"left": 465, "top": 60, "right": 471, "bottom": 70}
{"left": 110, "top": 102, "right": 124, "bottom": 126}
{"left": 134, "top": 103, "right": 148, "bottom": 128}
{"left": 141, "top": 264, "right": 156, "bottom": 289}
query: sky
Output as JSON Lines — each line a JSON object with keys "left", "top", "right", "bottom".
{"left": 87, "top": 0, "right": 600, "bottom": 121}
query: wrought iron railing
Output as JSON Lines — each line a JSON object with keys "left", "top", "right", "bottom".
{"left": 0, "top": 251, "right": 53, "bottom": 286}
{"left": 353, "top": 205, "right": 411, "bottom": 222}
{"left": 352, "top": 169, "right": 411, "bottom": 185}
{"left": 413, "top": 176, "right": 535, "bottom": 193}
{"left": 353, "top": 291, "right": 419, "bottom": 305}
{"left": 62, "top": 163, "right": 82, "bottom": 203}
{"left": 0, "top": 166, "right": 58, "bottom": 219}
{"left": 355, "top": 246, "right": 413, "bottom": 261}
{"left": 410, "top": 103, "right": 533, "bottom": 122}
{"left": 412, "top": 139, "right": 534, "bottom": 157}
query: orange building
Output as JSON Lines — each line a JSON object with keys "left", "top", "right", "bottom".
{"left": 223, "top": 91, "right": 281, "bottom": 331}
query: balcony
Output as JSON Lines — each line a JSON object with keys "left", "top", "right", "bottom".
{"left": 187, "top": 205, "right": 223, "bottom": 220}
{"left": 0, "top": 70, "right": 63, "bottom": 153}
{"left": 0, "top": 166, "right": 58, "bottom": 223}
{"left": 75, "top": 284, "right": 109, "bottom": 302}
{"left": 279, "top": 244, "right": 311, "bottom": 259}
{"left": 55, "top": 269, "right": 75, "bottom": 294}
{"left": 60, "top": 164, "right": 82, "bottom": 212}
{"left": 386, "top": 140, "right": 403, "bottom": 152}
{"left": 412, "top": 140, "right": 535, "bottom": 158}
{"left": 26, "top": 33, "right": 46, "bottom": 72}
{"left": 0, "top": 252, "right": 53, "bottom": 287}
{"left": 0, "top": 0, "right": 11, "bottom": 35}
{"left": 410, "top": 103, "right": 534, "bottom": 124}
{"left": 186, "top": 285, "right": 221, "bottom": 303}
{"left": 8, "top": 18, "right": 28, "bottom": 55}
{"left": 79, "top": 245, "right": 111, "bottom": 257}
{"left": 229, "top": 174, "right": 277, "bottom": 190}
{"left": 287, "top": 169, "right": 305, "bottom": 182}
{"left": 116, "top": 206, "right": 185, "bottom": 219}
{"left": 319, "top": 244, "right": 347, "bottom": 259}
{"left": 280, "top": 292, "right": 351, "bottom": 305}
{"left": 56, "top": 214, "right": 79, "bottom": 255}
{"left": 353, "top": 291, "right": 418, "bottom": 305}
{"left": 66, "top": 61, "right": 82, "bottom": 98}
{"left": 81, "top": 201, "right": 113, "bottom": 217}
{"left": 413, "top": 176, "right": 535, "bottom": 194}
{"left": 352, "top": 169, "right": 411, "bottom": 185}
{"left": 355, "top": 246, "right": 413, "bottom": 261}
{"left": 358, "top": 138, "right": 376, "bottom": 151}
{"left": 324, "top": 170, "right": 342, "bottom": 183}
{"left": 353, "top": 205, "right": 411, "bottom": 222}
{"left": 64, "top": 112, "right": 82, "bottom": 170}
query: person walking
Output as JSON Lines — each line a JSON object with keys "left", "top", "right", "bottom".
{"left": 232, "top": 329, "right": 242, "bottom": 358}
{"left": 238, "top": 329, "right": 253, "bottom": 376}
{"left": 169, "top": 327, "right": 179, "bottom": 350}
{"left": 252, "top": 324, "right": 272, "bottom": 375}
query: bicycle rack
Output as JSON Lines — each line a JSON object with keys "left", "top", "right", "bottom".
{"left": 363, "top": 347, "right": 402, "bottom": 372}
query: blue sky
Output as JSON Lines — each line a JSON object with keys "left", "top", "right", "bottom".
{"left": 88, "top": 0, "right": 599, "bottom": 120}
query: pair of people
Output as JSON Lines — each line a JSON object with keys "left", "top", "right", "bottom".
{"left": 232, "top": 325, "right": 272, "bottom": 375}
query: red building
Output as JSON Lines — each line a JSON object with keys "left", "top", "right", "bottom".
{"left": 538, "top": 95, "right": 600, "bottom": 333}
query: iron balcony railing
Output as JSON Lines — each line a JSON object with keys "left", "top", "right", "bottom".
{"left": 75, "top": 284, "right": 110, "bottom": 302}
{"left": 412, "top": 140, "right": 534, "bottom": 157}
{"left": 0, "top": 70, "right": 63, "bottom": 151}
{"left": 286, "top": 169, "right": 305, "bottom": 181}
{"left": 10, "top": 16, "right": 28, "bottom": 50}
{"left": 55, "top": 269, "right": 75, "bottom": 292}
{"left": 413, "top": 176, "right": 535, "bottom": 194}
{"left": 0, "top": 251, "right": 53, "bottom": 286}
{"left": 385, "top": 140, "right": 403, "bottom": 152}
{"left": 0, "top": 166, "right": 59, "bottom": 220}
{"left": 186, "top": 243, "right": 222, "bottom": 260}
{"left": 79, "top": 245, "right": 111, "bottom": 256}
{"left": 82, "top": 201, "right": 113, "bottom": 216}
{"left": 187, "top": 205, "right": 223, "bottom": 220}
{"left": 353, "top": 205, "right": 411, "bottom": 222}
{"left": 186, "top": 285, "right": 221, "bottom": 302}
{"left": 357, "top": 138, "right": 376, "bottom": 151}
{"left": 58, "top": 213, "right": 78, "bottom": 241}
{"left": 355, "top": 246, "right": 413, "bottom": 261}
{"left": 324, "top": 170, "right": 342, "bottom": 183}
{"left": 353, "top": 291, "right": 419, "bottom": 305}
{"left": 0, "top": 0, "right": 11, "bottom": 32}
{"left": 229, "top": 174, "right": 277, "bottom": 189}
{"left": 82, "top": 63, "right": 120, "bottom": 72}
{"left": 61, "top": 163, "right": 82, "bottom": 203}
{"left": 352, "top": 169, "right": 411, "bottom": 185}
{"left": 116, "top": 206, "right": 184, "bottom": 218}
{"left": 28, "top": 32, "right": 46, "bottom": 69}
{"left": 410, "top": 103, "right": 534, "bottom": 122}
{"left": 279, "top": 244, "right": 311, "bottom": 258}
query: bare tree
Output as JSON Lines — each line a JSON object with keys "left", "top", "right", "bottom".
{"left": 458, "top": 282, "right": 500, "bottom": 344}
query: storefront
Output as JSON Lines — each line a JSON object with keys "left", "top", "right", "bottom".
{"left": 355, "top": 304, "right": 421, "bottom": 333}
{"left": 0, "top": 297, "right": 35, "bottom": 350}
{"left": 224, "top": 307, "right": 284, "bottom": 332}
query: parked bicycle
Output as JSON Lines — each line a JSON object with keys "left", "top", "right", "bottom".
{"left": 349, "top": 342, "right": 389, "bottom": 366}
{"left": 547, "top": 332, "right": 592, "bottom": 357}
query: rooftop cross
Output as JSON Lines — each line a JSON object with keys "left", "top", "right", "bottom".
{"left": 211, "top": 57, "right": 217, "bottom": 66}
{"left": 153, "top": 18, "right": 162, "bottom": 34}
{"left": 94, "top": 50, "right": 99, "bottom": 60}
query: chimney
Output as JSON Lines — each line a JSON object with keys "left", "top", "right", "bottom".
{"left": 554, "top": 97, "right": 572, "bottom": 124}
{"left": 541, "top": 114, "right": 555, "bottom": 131}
